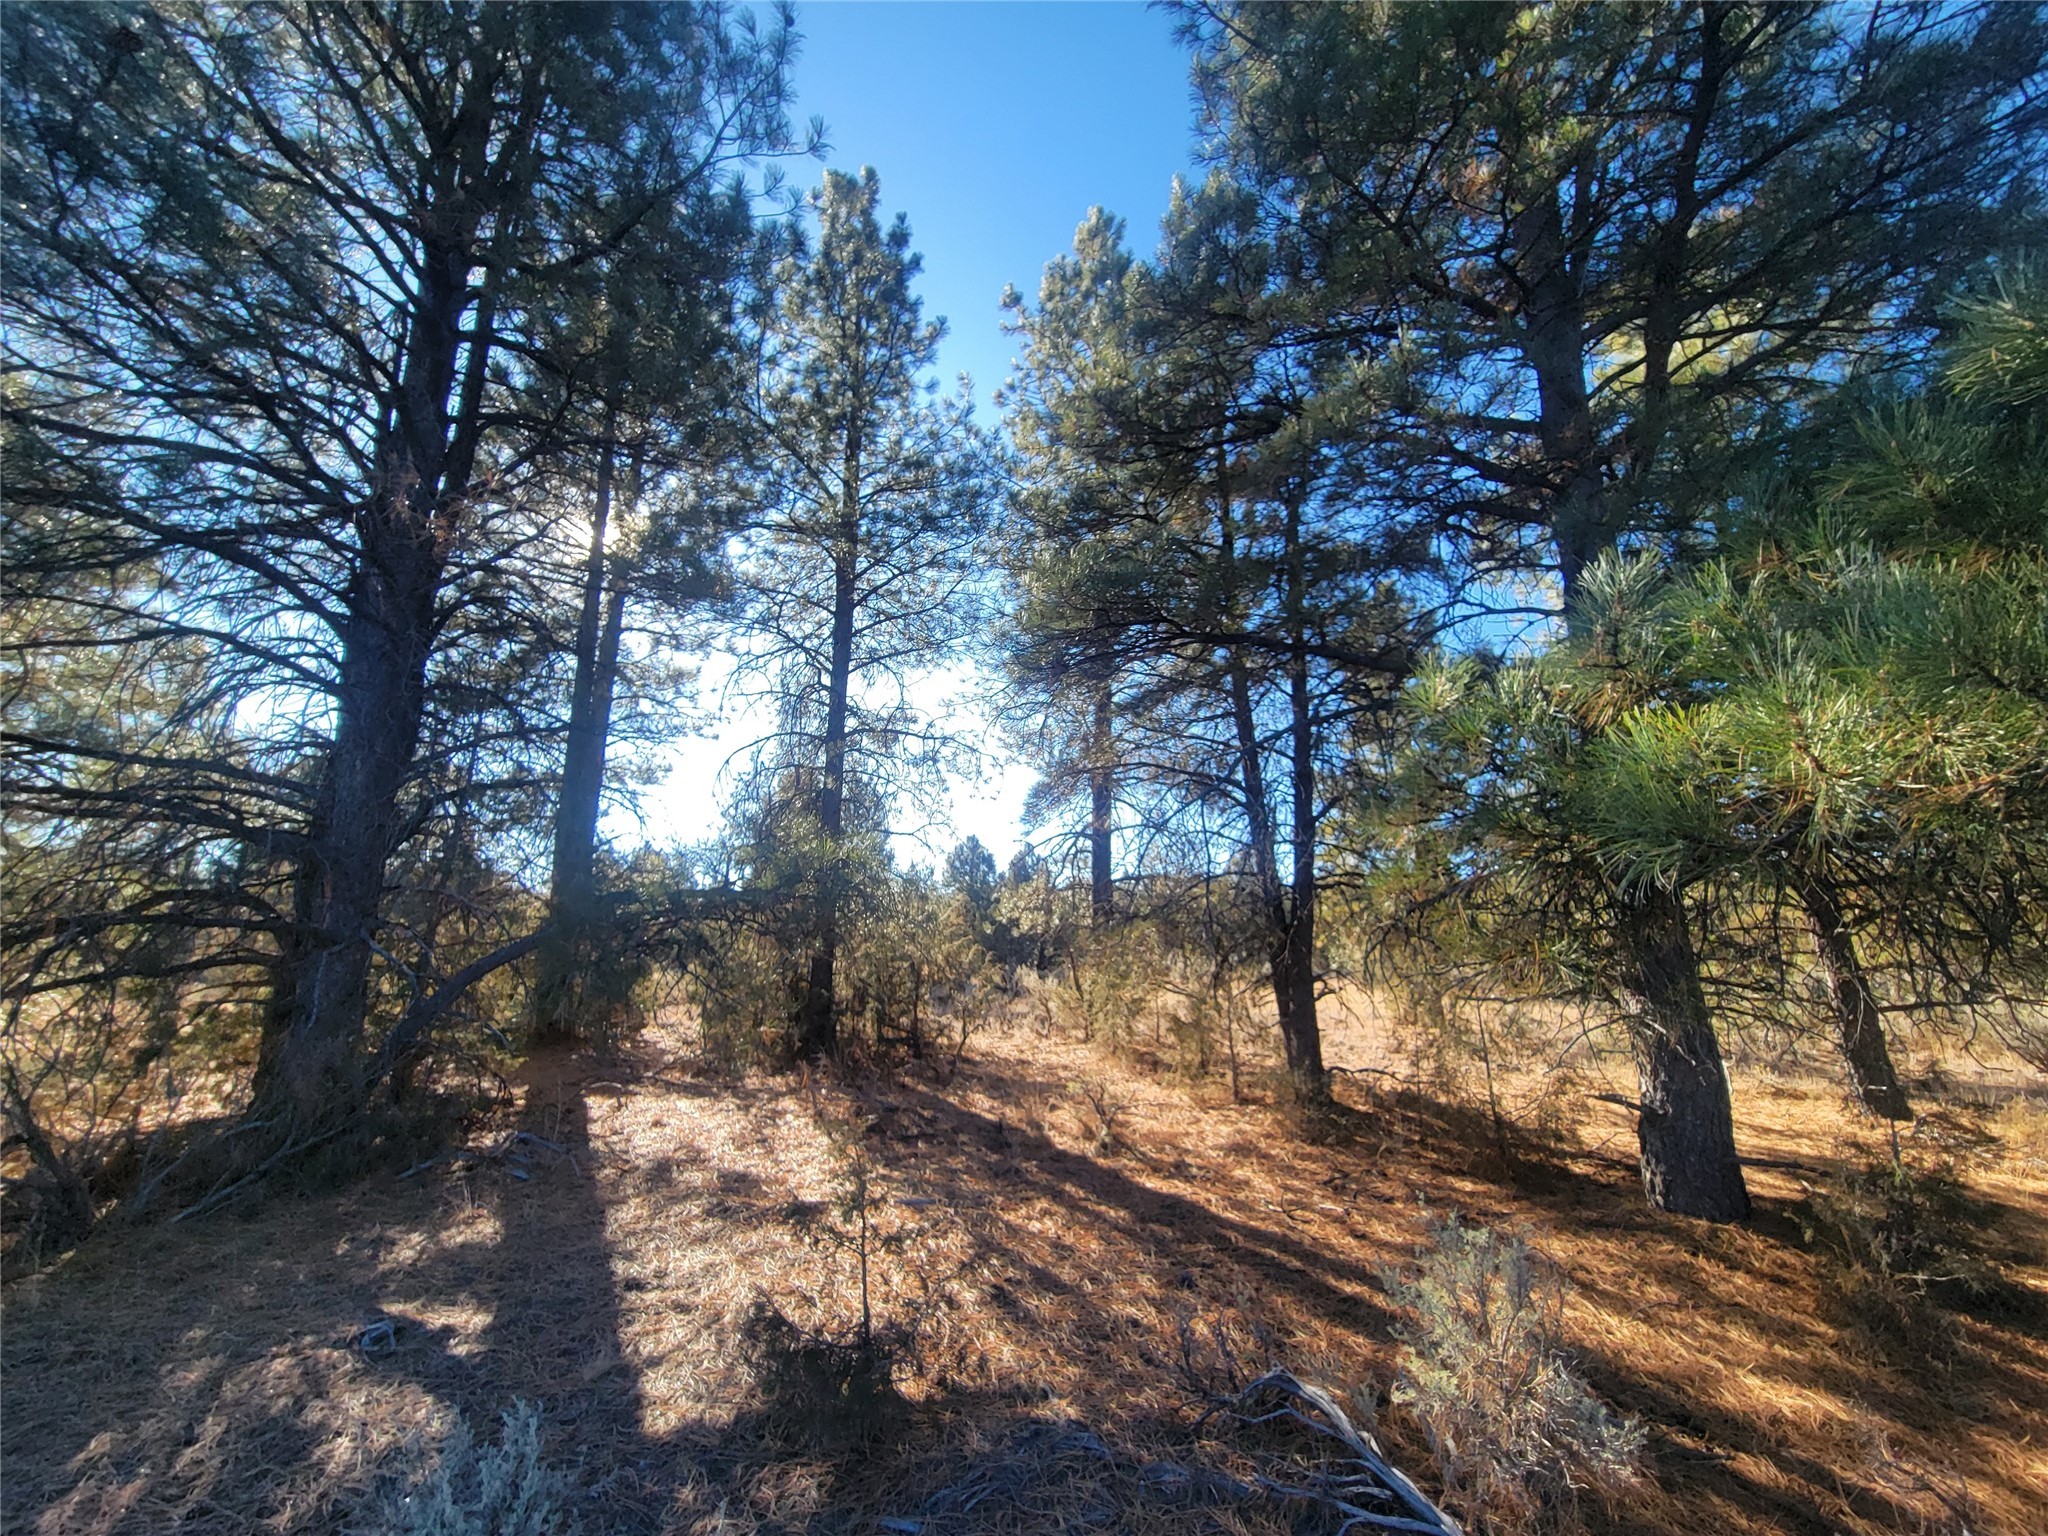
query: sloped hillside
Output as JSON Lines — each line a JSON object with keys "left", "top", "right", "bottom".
{"left": 6, "top": 1013, "right": 2046, "bottom": 1536}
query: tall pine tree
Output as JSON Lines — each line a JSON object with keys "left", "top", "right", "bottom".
{"left": 741, "top": 169, "right": 990, "bottom": 1058}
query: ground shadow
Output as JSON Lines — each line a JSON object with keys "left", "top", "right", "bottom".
{"left": 8, "top": 1028, "right": 2046, "bottom": 1536}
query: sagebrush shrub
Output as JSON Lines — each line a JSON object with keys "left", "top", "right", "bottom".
{"left": 355, "top": 1400, "right": 568, "bottom": 1536}
{"left": 1379, "top": 1214, "right": 1642, "bottom": 1532}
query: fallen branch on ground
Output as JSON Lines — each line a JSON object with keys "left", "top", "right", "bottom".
{"left": 1202, "top": 1369, "right": 1466, "bottom": 1535}
{"left": 170, "top": 1120, "right": 352, "bottom": 1224}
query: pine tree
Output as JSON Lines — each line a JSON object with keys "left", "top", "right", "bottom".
{"left": 1650, "top": 269, "right": 2048, "bottom": 1106}
{"left": 1187, "top": 0, "right": 2047, "bottom": 1216}
{"left": 1004, "top": 181, "right": 1419, "bottom": 1102}
{"left": 1000, "top": 207, "right": 1144, "bottom": 924}
{"left": 741, "top": 168, "right": 992, "bottom": 1059}
{"left": 2, "top": 2, "right": 798, "bottom": 1128}
{"left": 524, "top": 159, "right": 770, "bottom": 1042}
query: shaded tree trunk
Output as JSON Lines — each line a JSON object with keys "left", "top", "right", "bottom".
{"left": 536, "top": 424, "right": 633, "bottom": 1040}
{"left": 1619, "top": 886, "right": 1751, "bottom": 1221}
{"left": 1519, "top": 185, "right": 1607, "bottom": 604}
{"left": 1219, "top": 464, "right": 1326, "bottom": 1102}
{"left": 1797, "top": 874, "right": 1912, "bottom": 1120}
{"left": 258, "top": 522, "right": 441, "bottom": 1117}
{"left": 1089, "top": 680, "right": 1114, "bottom": 923}
{"left": 1275, "top": 486, "right": 1325, "bottom": 1100}
{"left": 257, "top": 235, "right": 489, "bottom": 1122}
{"left": 795, "top": 438, "right": 861, "bottom": 1061}
{"left": 1228, "top": 652, "right": 1293, "bottom": 1045}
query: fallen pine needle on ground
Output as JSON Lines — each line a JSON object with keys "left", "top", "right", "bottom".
{"left": 5, "top": 1006, "right": 2046, "bottom": 1536}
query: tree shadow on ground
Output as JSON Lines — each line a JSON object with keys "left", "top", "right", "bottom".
{"left": 1575, "top": 1347, "right": 1942, "bottom": 1536}
{"left": 7, "top": 1031, "right": 2046, "bottom": 1536}
{"left": 864, "top": 1074, "right": 1402, "bottom": 1335}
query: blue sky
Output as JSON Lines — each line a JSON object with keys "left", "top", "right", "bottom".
{"left": 788, "top": 0, "right": 1199, "bottom": 413}
{"left": 627, "top": 2, "right": 1199, "bottom": 865}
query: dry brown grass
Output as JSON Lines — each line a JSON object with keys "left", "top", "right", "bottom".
{"left": 5, "top": 1002, "right": 2046, "bottom": 1536}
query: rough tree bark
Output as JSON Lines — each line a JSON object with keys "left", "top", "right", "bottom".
{"left": 1275, "top": 488, "right": 1325, "bottom": 1099}
{"left": 1619, "top": 885, "right": 1751, "bottom": 1221}
{"left": 1797, "top": 873, "right": 1912, "bottom": 1120}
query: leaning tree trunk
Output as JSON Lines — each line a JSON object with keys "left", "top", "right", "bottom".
{"left": 1618, "top": 885, "right": 1751, "bottom": 1221}
{"left": 1796, "top": 874, "right": 1912, "bottom": 1120}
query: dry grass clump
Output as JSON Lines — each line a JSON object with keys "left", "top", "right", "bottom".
{"left": 1796, "top": 1153, "right": 2016, "bottom": 1364}
{"left": 1991, "top": 1093, "right": 2048, "bottom": 1170}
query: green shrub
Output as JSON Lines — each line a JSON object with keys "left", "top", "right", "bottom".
{"left": 683, "top": 927, "right": 801, "bottom": 1070}
{"left": 1379, "top": 1214, "right": 1642, "bottom": 1532}
{"left": 1050, "top": 924, "right": 1166, "bottom": 1051}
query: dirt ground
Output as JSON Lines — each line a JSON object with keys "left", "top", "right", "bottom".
{"left": 5, "top": 1003, "right": 2046, "bottom": 1536}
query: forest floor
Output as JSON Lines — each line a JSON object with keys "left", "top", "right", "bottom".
{"left": 6, "top": 1000, "right": 2048, "bottom": 1536}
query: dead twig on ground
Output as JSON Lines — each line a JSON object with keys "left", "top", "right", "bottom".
{"left": 1202, "top": 1369, "right": 1466, "bottom": 1536}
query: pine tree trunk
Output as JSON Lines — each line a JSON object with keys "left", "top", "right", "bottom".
{"left": 537, "top": 428, "right": 641, "bottom": 1041}
{"left": 1619, "top": 886, "right": 1750, "bottom": 1221}
{"left": 1276, "top": 488, "right": 1326, "bottom": 1101}
{"left": 1519, "top": 183, "right": 1608, "bottom": 601}
{"left": 257, "top": 242, "right": 481, "bottom": 1124}
{"left": 1797, "top": 875, "right": 1912, "bottom": 1120}
{"left": 1229, "top": 656, "right": 1298, "bottom": 1077}
{"left": 1521, "top": 189, "right": 1741, "bottom": 1212}
{"left": 536, "top": 425, "right": 619, "bottom": 1039}
{"left": 1218, "top": 466, "right": 1324, "bottom": 1101}
{"left": 796, "top": 440, "right": 861, "bottom": 1061}
{"left": 1271, "top": 907, "right": 1323, "bottom": 1099}
{"left": 1089, "top": 682, "right": 1114, "bottom": 923}
{"left": 258, "top": 525, "right": 441, "bottom": 1119}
